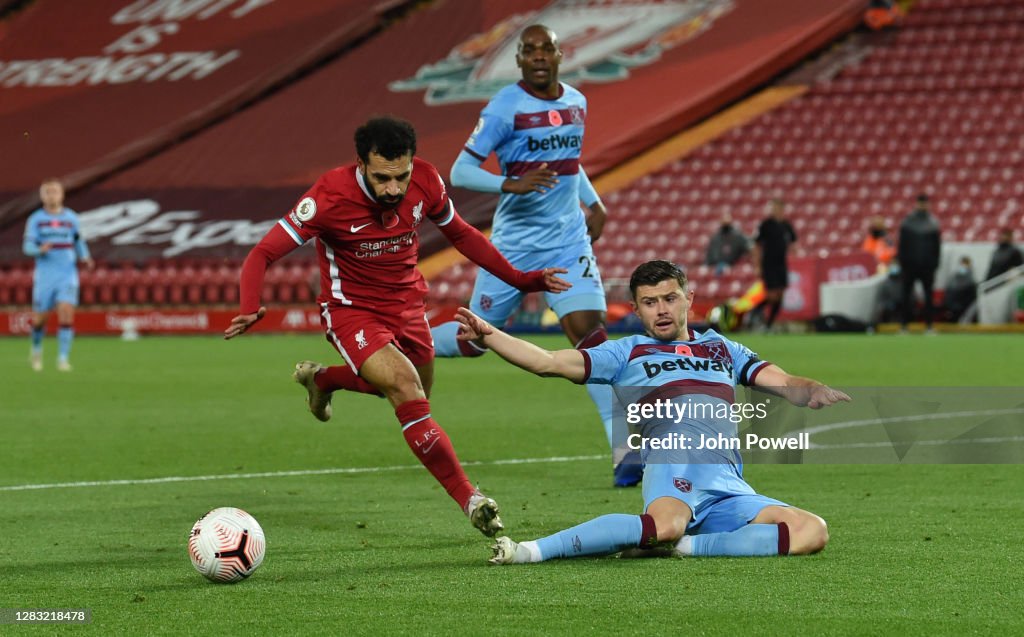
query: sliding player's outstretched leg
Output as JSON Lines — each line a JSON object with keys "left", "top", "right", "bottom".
{"left": 489, "top": 513, "right": 658, "bottom": 565}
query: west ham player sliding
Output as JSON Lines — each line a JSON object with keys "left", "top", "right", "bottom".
{"left": 453, "top": 260, "right": 850, "bottom": 562}
{"left": 225, "top": 117, "right": 569, "bottom": 537}
{"left": 430, "top": 25, "right": 636, "bottom": 487}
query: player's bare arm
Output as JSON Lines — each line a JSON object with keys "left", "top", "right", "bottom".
{"left": 586, "top": 200, "right": 607, "bottom": 242}
{"left": 455, "top": 307, "right": 586, "bottom": 382}
{"left": 752, "top": 364, "right": 851, "bottom": 409}
{"left": 502, "top": 162, "right": 558, "bottom": 195}
{"left": 541, "top": 267, "right": 572, "bottom": 292}
{"left": 224, "top": 307, "right": 267, "bottom": 340}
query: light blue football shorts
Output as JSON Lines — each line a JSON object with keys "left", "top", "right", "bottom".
{"left": 469, "top": 239, "right": 607, "bottom": 325}
{"left": 642, "top": 460, "right": 789, "bottom": 535}
{"left": 33, "top": 274, "right": 80, "bottom": 312}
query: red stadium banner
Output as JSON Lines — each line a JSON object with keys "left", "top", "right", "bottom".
{"left": 0, "top": 0, "right": 408, "bottom": 226}
{"left": 0, "top": 306, "right": 324, "bottom": 336}
{"left": 0, "top": 0, "right": 864, "bottom": 263}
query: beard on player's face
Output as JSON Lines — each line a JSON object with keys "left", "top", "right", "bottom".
{"left": 361, "top": 169, "right": 406, "bottom": 207}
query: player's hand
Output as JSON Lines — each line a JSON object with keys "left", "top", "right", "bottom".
{"left": 454, "top": 307, "right": 494, "bottom": 345}
{"left": 542, "top": 267, "right": 572, "bottom": 293}
{"left": 224, "top": 307, "right": 267, "bottom": 340}
{"left": 806, "top": 385, "right": 852, "bottom": 409}
{"left": 82, "top": 257, "right": 95, "bottom": 271}
{"left": 587, "top": 205, "right": 607, "bottom": 243}
{"left": 502, "top": 163, "right": 558, "bottom": 195}
{"left": 39, "top": 243, "right": 52, "bottom": 254}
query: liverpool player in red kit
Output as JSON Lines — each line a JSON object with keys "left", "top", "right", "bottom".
{"left": 225, "top": 117, "right": 569, "bottom": 536}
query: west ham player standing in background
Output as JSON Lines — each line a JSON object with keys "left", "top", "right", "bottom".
{"left": 22, "top": 178, "right": 94, "bottom": 372}
{"left": 453, "top": 261, "right": 848, "bottom": 564}
{"left": 225, "top": 117, "right": 569, "bottom": 537}
{"left": 430, "top": 25, "right": 636, "bottom": 486}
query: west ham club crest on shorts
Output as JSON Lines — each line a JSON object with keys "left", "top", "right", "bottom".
{"left": 673, "top": 477, "right": 692, "bottom": 493}
{"left": 480, "top": 294, "right": 493, "bottom": 311}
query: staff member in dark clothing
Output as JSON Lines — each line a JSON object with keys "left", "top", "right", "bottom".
{"left": 985, "top": 228, "right": 1023, "bottom": 281}
{"left": 897, "top": 193, "right": 941, "bottom": 332}
{"left": 752, "top": 198, "right": 797, "bottom": 329}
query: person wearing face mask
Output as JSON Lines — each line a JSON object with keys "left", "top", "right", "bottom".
{"left": 705, "top": 214, "right": 750, "bottom": 276}
{"left": 944, "top": 256, "right": 976, "bottom": 323}
{"left": 861, "top": 215, "right": 896, "bottom": 270}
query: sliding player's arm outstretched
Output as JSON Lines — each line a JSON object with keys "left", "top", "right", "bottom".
{"left": 455, "top": 307, "right": 585, "bottom": 381}
{"left": 750, "top": 364, "right": 851, "bottom": 409}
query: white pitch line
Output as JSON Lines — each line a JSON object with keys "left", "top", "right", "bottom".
{"left": 5, "top": 409, "right": 1024, "bottom": 493}
{"left": 0, "top": 454, "right": 606, "bottom": 493}
{"left": 789, "top": 408, "right": 1024, "bottom": 438}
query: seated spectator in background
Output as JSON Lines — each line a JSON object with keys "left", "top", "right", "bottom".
{"left": 985, "top": 228, "right": 1024, "bottom": 282}
{"left": 704, "top": 214, "right": 750, "bottom": 275}
{"left": 878, "top": 264, "right": 903, "bottom": 324}
{"left": 944, "top": 256, "right": 976, "bottom": 322}
{"left": 861, "top": 215, "right": 896, "bottom": 270}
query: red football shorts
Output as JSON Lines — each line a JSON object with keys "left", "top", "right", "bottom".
{"left": 317, "top": 302, "right": 434, "bottom": 373}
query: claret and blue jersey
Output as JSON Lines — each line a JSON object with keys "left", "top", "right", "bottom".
{"left": 464, "top": 80, "right": 588, "bottom": 251}
{"left": 23, "top": 207, "right": 89, "bottom": 282}
{"left": 579, "top": 329, "right": 772, "bottom": 464}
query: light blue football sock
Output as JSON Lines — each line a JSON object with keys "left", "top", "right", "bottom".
{"left": 31, "top": 325, "right": 44, "bottom": 352}
{"left": 678, "top": 523, "right": 783, "bottom": 557}
{"left": 57, "top": 325, "right": 73, "bottom": 361}
{"left": 586, "top": 383, "right": 616, "bottom": 448}
{"left": 535, "top": 514, "right": 643, "bottom": 560}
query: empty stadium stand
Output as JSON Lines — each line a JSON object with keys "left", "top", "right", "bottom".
{"left": 426, "top": 0, "right": 1024, "bottom": 309}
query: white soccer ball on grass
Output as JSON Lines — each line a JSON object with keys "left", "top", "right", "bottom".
{"left": 187, "top": 507, "right": 266, "bottom": 583}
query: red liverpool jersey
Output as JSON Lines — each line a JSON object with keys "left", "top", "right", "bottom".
{"left": 277, "top": 157, "right": 452, "bottom": 312}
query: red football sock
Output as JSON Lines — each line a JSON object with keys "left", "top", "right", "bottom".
{"left": 315, "top": 365, "right": 382, "bottom": 396}
{"left": 396, "top": 399, "right": 475, "bottom": 509}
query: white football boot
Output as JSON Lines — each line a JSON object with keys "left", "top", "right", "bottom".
{"left": 292, "top": 361, "right": 332, "bottom": 422}
{"left": 466, "top": 490, "right": 503, "bottom": 537}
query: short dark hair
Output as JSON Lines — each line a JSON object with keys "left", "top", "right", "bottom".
{"left": 916, "top": 192, "right": 929, "bottom": 203}
{"left": 354, "top": 117, "right": 417, "bottom": 162}
{"left": 629, "top": 260, "right": 688, "bottom": 299}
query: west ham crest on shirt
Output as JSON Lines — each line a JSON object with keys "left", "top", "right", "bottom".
{"left": 673, "top": 477, "right": 692, "bottom": 493}
{"left": 703, "top": 341, "right": 729, "bottom": 362}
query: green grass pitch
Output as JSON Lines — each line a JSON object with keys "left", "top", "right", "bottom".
{"left": 1, "top": 332, "right": 1023, "bottom": 635}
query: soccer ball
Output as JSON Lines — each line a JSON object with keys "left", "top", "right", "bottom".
{"left": 187, "top": 507, "right": 266, "bottom": 583}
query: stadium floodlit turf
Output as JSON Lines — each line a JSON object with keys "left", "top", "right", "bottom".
{"left": 2, "top": 333, "right": 1023, "bottom": 635}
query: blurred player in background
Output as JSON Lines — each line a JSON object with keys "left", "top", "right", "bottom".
{"left": 454, "top": 260, "right": 848, "bottom": 564}
{"left": 22, "top": 178, "right": 94, "bottom": 372}
{"left": 225, "top": 117, "right": 569, "bottom": 537}
{"left": 429, "top": 25, "right": 637, "bottom": 486}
